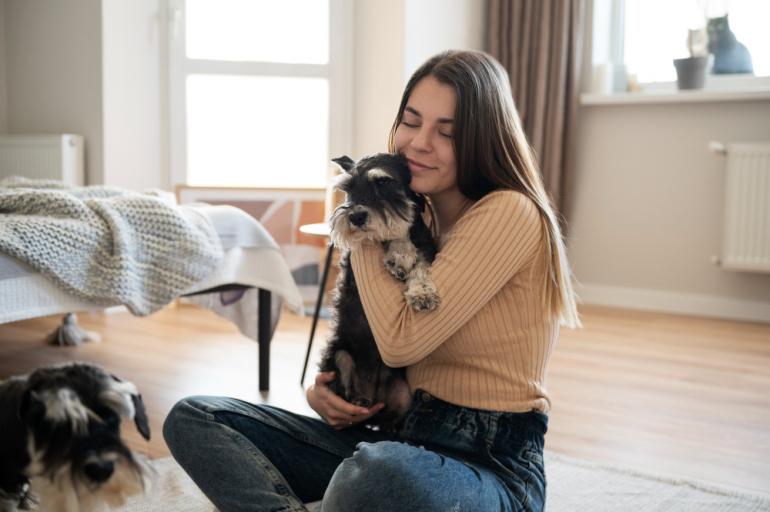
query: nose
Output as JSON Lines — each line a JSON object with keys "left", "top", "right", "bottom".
{"left": 83, "top": 460, "right": 115, "bottom": 483}
{"left": 409, "top": 126, "right": 432, "bottom": 152}
{"left": 349, "top": 211, "right": 368, "bottom": 227}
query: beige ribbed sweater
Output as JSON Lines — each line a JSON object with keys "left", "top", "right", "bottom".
{"left": 350, "top": 190, "right": 558, "bottom": 413}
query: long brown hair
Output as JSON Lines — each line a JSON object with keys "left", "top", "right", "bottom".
{"left": 388, "top": 50, "right": 580, "bottom": 328}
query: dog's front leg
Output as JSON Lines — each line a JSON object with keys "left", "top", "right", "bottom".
{"left": 383, "top": 239, "right": 418, "bottom": 281}
{"left": 404, "top": 261, "right": 440, "bottom": 312}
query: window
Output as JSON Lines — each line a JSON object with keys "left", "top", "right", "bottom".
{"left": 590, "top": 0, "right": 770, "bottom": 97}
{"left": 168, "top": 0, "right": 352, "bottom": 188}
{"left": 622, "top": 0, "right": 769, "bottom": 84}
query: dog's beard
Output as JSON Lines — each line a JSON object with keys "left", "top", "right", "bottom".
{"left": 330, "top": 203, "right": 414, "bottom": 250}
{"left": 74, "top": 455, "right": 153, "bottom": 511}
{"left": 28, "top": 457, "right": 152, "bottom": 512}
{"left": 26, "top": 437, "right": 154, "bottom": 512}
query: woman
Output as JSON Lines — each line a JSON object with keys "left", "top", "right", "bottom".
{"left": 163, "top": 50, "right": 579, "bottom": 512}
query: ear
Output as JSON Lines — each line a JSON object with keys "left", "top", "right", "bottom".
{"left": 332, "top": 156, "right": 355, "bottom": 173}
{"left": 131, "top": 394, "right": 151, "bottom": 441}
{"left": 103, "top": 375, "right": 150, "bottom": 439}
{"left": 334, "top": 350, "right": 355, "bottom": 393}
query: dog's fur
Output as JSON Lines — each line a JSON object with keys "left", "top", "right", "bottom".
{"left": 319, "top": 153, "right": 439, "bottom": 428}
{"left": 0, "top": 363, "right": 153, "bottom": 512}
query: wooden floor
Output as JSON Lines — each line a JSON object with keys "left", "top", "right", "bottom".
{"left": 1, "top": 304, "right": 769, "bottom": 497}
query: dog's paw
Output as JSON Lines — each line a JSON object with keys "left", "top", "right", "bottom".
{"left": 405, "top": 280, "right": 440, "bottom": 312}
{"left": 385, "top": 257, "right": 410, "bottom": 281}
{"left": 384, "top": 252, "right": 416, "bottom": 282}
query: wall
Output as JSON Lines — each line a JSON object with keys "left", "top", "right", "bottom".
{"left": 102, "top": 0, "right": 164, "bottom": 190}
{"left": 570, "top": 100, "right": 770, "bottom": 322}
{"left": 4, "top": 0, "right": 104, "bottom": 184}
{"left": 352, "top": 0, "right": 485, "bottom": 159}
{"left": 403, "top": 0, "right": 485, "bottom": 79}
{"left": 1, "top": 0, "right": 164, "bottom": 190}
{"left": 351, "top": 0, "right": 406, "bottom": 159}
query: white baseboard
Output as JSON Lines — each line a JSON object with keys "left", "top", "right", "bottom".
{"left": 576, "top": 283, "right": 770, "bottom": 324}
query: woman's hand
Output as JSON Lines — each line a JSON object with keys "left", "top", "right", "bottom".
{"left": 306, "top": 372, "right": 385, "bottom": 430}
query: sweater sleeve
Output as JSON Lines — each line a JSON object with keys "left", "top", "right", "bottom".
{"left": 350, "top": 190, "right": 544, "bottom": 367}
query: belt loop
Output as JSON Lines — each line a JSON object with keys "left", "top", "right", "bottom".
{"left": 485, "top": 412, "right": 499, "bottom": 446}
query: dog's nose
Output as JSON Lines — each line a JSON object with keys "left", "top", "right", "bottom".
{"left": 349, "top": 211, "right": 368, "bottom": 227}
{"left": 83, "top": 460, "right": 115, "bottom": 483}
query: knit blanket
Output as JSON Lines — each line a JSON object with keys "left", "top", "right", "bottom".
{"left": 0, "top": 177, "right": 223, "bottom": 316}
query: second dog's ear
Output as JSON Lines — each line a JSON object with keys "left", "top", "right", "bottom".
{"left": 131, "top": 394, "right": 151, "bottom": 441}
{"left": 332, "top": 156, "right": 355, "bottom": 173}
{"left": 104, "top": 375, "right": 151, "bottom": 440}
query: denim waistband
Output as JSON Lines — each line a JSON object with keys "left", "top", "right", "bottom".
{"left": 396, "top": 389, "right": 548, "bottom": 459}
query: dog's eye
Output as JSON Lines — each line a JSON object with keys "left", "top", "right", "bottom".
{"left": 103, "top": 414, "right": 120, "bottom": 430}
{"left": 375, "top": 177, "right": 394, "bottom": 186}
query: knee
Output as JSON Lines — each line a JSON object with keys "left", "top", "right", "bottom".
{"left": 323, "top": 442, "right": 417, "bottom": 510}
{"left": 162, "top": 396, "right": 213, "bottom": 455}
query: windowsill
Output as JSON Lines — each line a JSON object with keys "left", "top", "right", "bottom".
{"left": 581, "top": 86, "right": 770, "bottom": 106}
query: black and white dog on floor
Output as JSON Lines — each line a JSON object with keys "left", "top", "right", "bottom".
{"left": 319, "top": 153, "right": 439, "bottom": 429}
{"left": 0, "top": 363, "right": 153, "bottom": 512}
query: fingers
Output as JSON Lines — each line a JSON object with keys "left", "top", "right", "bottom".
{"left": 311, "top": 373, "right": 389, "bottom": 429}
{"left": 327, "top": 392, "right": 370, "bottom": 417}
{"left": 331, "top": 402, "right": 387, "bottom": 430}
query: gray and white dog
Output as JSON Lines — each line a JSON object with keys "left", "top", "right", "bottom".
{"left": 320, "top": 153, "right": 439, "bottom": 429}
{"left": 0, "top": 363, "right": 153, "bottom": 512}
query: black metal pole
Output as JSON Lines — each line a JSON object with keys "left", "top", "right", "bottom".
{"left": 258, "top": 288, "right": 271, "bottom": 391}
{"left": 301, "top": 242, "right": 334, "bottom": 386}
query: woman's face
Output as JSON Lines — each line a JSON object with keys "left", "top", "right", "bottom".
{"left": 393, "top": 76, "right": 459, "bottom": 197}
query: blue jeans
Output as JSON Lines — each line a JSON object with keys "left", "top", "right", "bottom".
{"left": 163, "top": 390, "right": 547, "bottom": 512}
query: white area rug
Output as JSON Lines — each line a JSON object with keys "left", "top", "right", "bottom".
{"left": 120, "top": 453, "right": 770, "bottom": 511}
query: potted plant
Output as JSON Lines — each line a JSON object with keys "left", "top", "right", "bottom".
{"left": 673, "top": 27, "right": 710, "bottom": 90}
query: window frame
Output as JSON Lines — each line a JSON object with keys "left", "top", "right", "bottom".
{"left": 167, "top": 0, "right": 352, "bottom": 189}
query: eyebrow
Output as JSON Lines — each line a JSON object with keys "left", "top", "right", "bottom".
{"left": 404, "top": 106, "right": 454, "bottom": 124}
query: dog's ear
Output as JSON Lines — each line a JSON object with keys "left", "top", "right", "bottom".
{"left": 104, "top": 374, "right": 150, "bottom": 440}
{"left": 332, "top": 156, "right": 355, "bottom": 173}
{"left": 334, "top": 350, "right": 355, "bottom": 393}
{"left": 131, "top": 394, "right": 151, "bottom": 441}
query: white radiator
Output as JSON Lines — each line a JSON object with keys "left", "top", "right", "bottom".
{"left": 0, "top": 134, "right": 84, "bottom": 186}
{"left": 718, "top": 142, "right": 770, "bottom": 274}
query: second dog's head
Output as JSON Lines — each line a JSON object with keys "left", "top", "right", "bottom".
{"left": 330, "top": 153, "right": 424, "bottom": 250}
{"left": 19, "top": 363, "right": 152, "bottom": 509}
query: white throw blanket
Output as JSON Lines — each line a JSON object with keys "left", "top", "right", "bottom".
{"left": 0, "top": 178, "right": 223, "bottom": 316}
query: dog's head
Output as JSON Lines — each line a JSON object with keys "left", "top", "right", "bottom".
{"left": 330, "top": 153, "right": 424, "bottom": 250}
{"left": 19, "top": 363, "right": 151, "bottom": 509}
